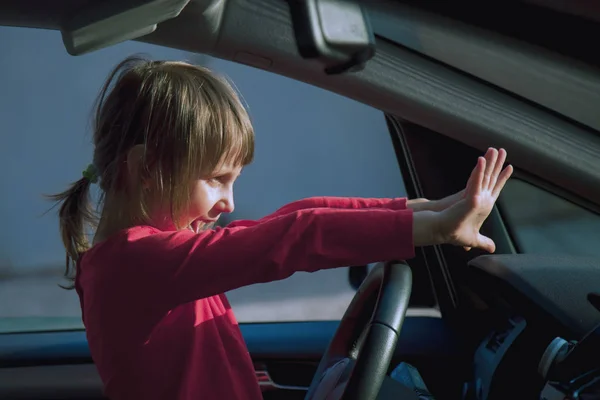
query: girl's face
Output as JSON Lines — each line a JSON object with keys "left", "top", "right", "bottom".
{"left": 184, "top": 163, "right": 242, "bottom": 233}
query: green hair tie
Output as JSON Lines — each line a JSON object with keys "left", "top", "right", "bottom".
{"left": 82, "top": 164, "right": 99, "bottom": 184}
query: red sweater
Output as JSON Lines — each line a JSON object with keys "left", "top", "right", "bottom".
{"left": 75, "top": 197, "right": 415, "bottom": 400}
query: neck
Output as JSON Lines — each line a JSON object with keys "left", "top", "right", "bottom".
{"left": 93, "top": 192, "right": 139, "bottom": 245}
{"left": 93, "top": 192, "right": 178, "bottom": 245}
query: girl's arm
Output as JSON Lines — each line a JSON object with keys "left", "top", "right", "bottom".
{"left": 270, "top": 197, "right": 410, "bottom": 214}
{"left": 227, "top": 197, "right": 408, "bottom": 228}
{"left": 121, "top": 207, "right": 423, "bottom": 310}
{"left": 227, "top": 197, "right": 436, "bottom": 229}
{"left": 406, "top": 198, "right": 434, "bottom": 212}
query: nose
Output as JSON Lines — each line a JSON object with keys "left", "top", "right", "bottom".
{"left": 217, "top": 188, "right": 235, "bottom": 214}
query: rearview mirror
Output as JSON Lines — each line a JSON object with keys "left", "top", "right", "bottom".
{"left": 288, "top": 0, "right": 375, "bottom": 75}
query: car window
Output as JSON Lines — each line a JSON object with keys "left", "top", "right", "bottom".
{"left": 0, "top": 26, "right": 422, "bottom": 333}
{"left": 498, "top": 179, "right": 600, "bottom": 257}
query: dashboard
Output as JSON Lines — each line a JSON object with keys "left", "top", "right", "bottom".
{"left": 462, "top": 254, "right": 600, "bottom": 400}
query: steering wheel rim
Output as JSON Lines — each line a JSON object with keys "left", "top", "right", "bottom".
{"left": 305, "top": 261, "right": 413, "bottom": 400}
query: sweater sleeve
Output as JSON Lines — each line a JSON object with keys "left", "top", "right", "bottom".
{"left": 227, "top": 197, "right": 408, "bottom": 228}
{"left": 122, "top": 207, "right": 414, "bottom": 310}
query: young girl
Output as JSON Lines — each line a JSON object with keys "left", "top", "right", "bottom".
{"left": 51, "top": 56, "right": 512, "bottom": 400}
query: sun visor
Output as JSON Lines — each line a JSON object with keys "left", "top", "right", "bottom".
{"left": 61, "top": 0, "right": 190, "bottom": 55}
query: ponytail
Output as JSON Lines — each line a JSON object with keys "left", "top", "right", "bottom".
{"left": 48, "top": 173, "right": 97, "bottom": 289}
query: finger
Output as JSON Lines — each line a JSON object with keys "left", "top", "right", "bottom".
{"left": 466, "top": 157, "right": 486, "bottom": 197}
{"left": 489, "top": 148, "right": 507, "bottom": 189}
{"left": 465, "top": 172, "right": 473, "bottom": 196}
{"left": 482, "top": 148, "right": 498, "bottom": 190}
{"left": 477, "top": 234, "right": 496, "bottom": 253}
{"left": 471, "top": 156, "right": 486, "bottom": 195}
{"left": 492, "top": 164, "right": 514, "bottom": 198}
{"left": 463, "top": 246, "right": 472, "bottom": 251}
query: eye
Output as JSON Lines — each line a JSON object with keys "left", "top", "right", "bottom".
{"left": 208, "top": 175, "right": 228, "bottom": 186}
{"left": 205, "top": 169, "right": 240, "bottom": 186}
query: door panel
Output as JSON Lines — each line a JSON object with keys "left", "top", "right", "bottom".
{"left": 0, "top": 315, "right": 462, "bottom": 399}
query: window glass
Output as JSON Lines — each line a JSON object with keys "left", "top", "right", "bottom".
{"left": 498, "top": 179, "right": 600, "bottom": 257}
{"left": 0, "top": 26, "right": 417, "bottom": 332}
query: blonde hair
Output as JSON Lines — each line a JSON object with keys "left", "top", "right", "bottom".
{"left": 49, "top": 55, "right": 254, "bottom": 287}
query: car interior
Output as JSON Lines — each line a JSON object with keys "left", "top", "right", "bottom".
{"left": 1, "top": 0, "right": 600, "bottom": 399}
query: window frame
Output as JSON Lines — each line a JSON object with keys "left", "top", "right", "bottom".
{"left": 385, "top": 115, "right": 459, "bottom": 315}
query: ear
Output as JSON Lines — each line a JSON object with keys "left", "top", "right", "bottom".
{"left": 126, "top": 144, "right": 148, "bottom": 188}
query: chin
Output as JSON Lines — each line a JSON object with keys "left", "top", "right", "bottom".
{"left": 187, "top": 218, "right": 217, "bottom": 233}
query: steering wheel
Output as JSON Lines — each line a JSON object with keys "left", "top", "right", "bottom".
{"left": 305, "top": 261, "right": 413, "bottom": 400}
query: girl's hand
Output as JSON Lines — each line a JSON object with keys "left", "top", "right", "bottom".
{"left": 437, "top": 148, "right": 513, "bottom": 253}
{"left": 428, "top": 189, "right": 465, "bottom": 212}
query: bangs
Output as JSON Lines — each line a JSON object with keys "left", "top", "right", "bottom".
{"left": 209, "top": 96, "right": 255, "bottom": 171}
{"left": 185, "top": 71, "right": 255, "bottom": 177}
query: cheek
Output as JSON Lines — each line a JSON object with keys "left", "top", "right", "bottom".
{"left": 190, "top": 182, "right": 217, "bottom": 213}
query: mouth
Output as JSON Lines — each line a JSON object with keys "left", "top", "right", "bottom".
{"left": 188, "top": 218, "right": 217, "bottom": 233}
